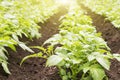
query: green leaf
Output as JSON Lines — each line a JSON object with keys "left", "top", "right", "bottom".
{"left": 8, "top": 44, "right": 16, "bottom": 51}
{"left": 55, "top": 47, "right": 66, "bottom": 52}
{"left": 20, "top": 52, "right": 43, "bottom": 65}
{"left": 1, "top": 47, "right": 8, "bottom": 55}
{"left": 46, "top": 55, "right": 63, "bottom": 66}
{"left": 44, "top": 34, "right": 61, "bottom": 45}
{"left": 0, "top": 49, "right": 8, "bottom": 60}
{"left": 87, "top": 54, "right": 95, "bottom": 61}
{"left": 83, "top": 67, "right": 90, "bottom": 74}
{"left": 19, "top": 43, "right": 34, "bottom": 53}
{"left": 79, "top": 62, "right": 90, "bottom": 74}
{"left": 30, "top": 46, "right": 46, "bottom": 53}
{"left": 113, "top": 54, "right": 120, "bottom": 61}
{"left": 90, "top": 64, "right": 106, "bottom": 80}
{"left": 96, "top": 57, "right": 110, "bottom": 70}
{"left": 82, "top": 76, "right": 92, "bottom": 80}
{"left": 62, "top": 75, "right": 69, "bottom": 80}
{"left": 60, "top": 68, "right": 66, "bottom": 75}
{"left": 12, "top": 34, "right": 19, "bottom": 41}
{"left": 2, "top": 62, "right": 11, "bottom": 74}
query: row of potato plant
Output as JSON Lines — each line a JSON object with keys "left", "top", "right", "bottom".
{"left": 45, "top": 7, "right": 112, "bottom": 80}
{"left": 81, "top": 0, "right": 120, "bottom": 28}
{"left": 0, "top": 0, "right": 58, "bottom": 74}
{"left": 22, "top": 1, "right": 120, "bottom": 80}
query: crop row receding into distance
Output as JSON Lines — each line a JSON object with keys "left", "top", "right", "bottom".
{"left": 0, "top": 0, "right": 58, "bottom": 74}
{"left": 82, "top": 0, "right": 120, "bottom": 28}
{"left": 22, "top": 0, "right": 120, "bottom": 80}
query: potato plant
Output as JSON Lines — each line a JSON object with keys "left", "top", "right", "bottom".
{"left": 0, "top": 0, "right": 58, "bottom": 74}
{"left": 45, "top": 6, "right": 120, "bottom": 80}
{"left": 44, "top": 8, "right": 110, "bottom": 80}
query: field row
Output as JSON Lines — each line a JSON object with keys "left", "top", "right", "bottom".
{"left": 0, "top": 0, "right": 58, "bottom": 74}
{"left": 82, "top": 0, "right": 120, "bottom": 28}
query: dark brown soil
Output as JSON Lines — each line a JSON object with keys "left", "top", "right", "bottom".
{"left": 80, "top": 4, "right": 120, "bottom": 80}
{"left": 0, "top": 6, "right": 67, "bottom": 80}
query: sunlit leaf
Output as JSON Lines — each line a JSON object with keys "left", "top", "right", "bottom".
{"left": 96, "top": 57, "right": 110, "bottom": 70}
{"left": 46, "top": 55, "right": 63, "bottom": 66}
{"left": 2, "top": 62, "right": 11, "bottom": 74}
{"left": 20, "top": 52, "right": 43, "bottom": 65}
{"left": 90, "top": 64, "right": 106, "bottom": 80}
{"left": 113, "top": 54, "right": 120, "bottom": 61}
{"left": 19, "top": 43, "right": 34, "bottom": 53}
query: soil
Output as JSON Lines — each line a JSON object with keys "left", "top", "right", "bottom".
{"left": 0, "top": 4, "right": 120, "bottom": 80}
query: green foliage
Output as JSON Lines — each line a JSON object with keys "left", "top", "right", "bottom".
{"left": 22, "top": 1, "right": 120, "bottom": 80}
{"left": 20, "top": 52, "right": 43, "bottom": 66}
{"left": 44, "top": 5, "right": 120, "bottom": 80}
{"left": 45, "top": 29, "right": 111, "bottom": 80}
{"left": 0, "top": 0, "right": 58, "bottom": 74}
{"left": 21, "top": 46, "right": 54, "bottom": 65}
{"left": 82, "top": 0, "right": 120, "bottom": 28}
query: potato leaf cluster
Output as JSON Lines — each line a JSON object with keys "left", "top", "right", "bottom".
{"left": 0, "top": 0, "right": 58, "bottom": 74}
